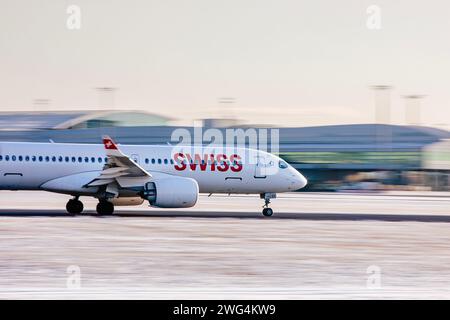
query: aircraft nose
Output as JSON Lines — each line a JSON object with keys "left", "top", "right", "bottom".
{"left": 290, "top": 169, "right": 308, "bottom": 190}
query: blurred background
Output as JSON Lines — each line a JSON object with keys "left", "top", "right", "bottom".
{"left": 1, "top": 0, "right": 450, "bottom": 192}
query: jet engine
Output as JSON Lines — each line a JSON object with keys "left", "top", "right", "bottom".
{"left": 142, "top": 177, "right": 199, "bottom": 208}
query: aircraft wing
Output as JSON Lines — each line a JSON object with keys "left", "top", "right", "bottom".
{"left": 85, "top": 136, "right": 152, "bottom": 188}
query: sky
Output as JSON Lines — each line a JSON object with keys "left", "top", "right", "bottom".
{"left": 1, "top": 0, "right": 450, "bottom": 128}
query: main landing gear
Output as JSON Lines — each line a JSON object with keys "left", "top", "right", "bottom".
{"left": 66, "top": 197, "right": 83, "bottom": 215}
{"left": 65, "top": 197, "right": 114, "bottom": 216}
{"left": 261, "top": 193, "right": 276, "bottom": 217}
{"left": 96, "top": 200, "right": 114, "bottom": 215}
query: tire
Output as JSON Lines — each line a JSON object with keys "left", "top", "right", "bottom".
{"left": 66, "top": 199, "right": 83, "bottom": 215}
{"left": 262, "top": 207, "right": 273, "bottom": 217}
{"left": 96, "top": 201, "right": 114, "bottom": 215}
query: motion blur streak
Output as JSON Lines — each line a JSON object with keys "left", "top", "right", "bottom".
{"left": 1, "top": 191, "right": 450, "bottom": 299}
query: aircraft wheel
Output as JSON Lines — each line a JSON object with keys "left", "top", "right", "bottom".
{"left": 262, "top": 207, "right": 273, "bottom": 217}
{"left": 66, "top": 199, "right": 83, "bottom": 215}
{"left": 96, "top": 201, "right": 114, "bottom": 215}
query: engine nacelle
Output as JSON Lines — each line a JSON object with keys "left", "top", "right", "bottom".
{"left": 143, "top": 177, "right": 199, "bottom": 208}
{"left": 110, "top": 197, "right": 144, "bottom": 206}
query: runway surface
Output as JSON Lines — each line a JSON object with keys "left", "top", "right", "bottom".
{"left": 1, "top": 191, "right": 450, "bottom": 299}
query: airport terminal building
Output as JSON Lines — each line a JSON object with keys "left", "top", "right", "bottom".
{"left": 0, "top": 110, "right": 171, "bottom": 130}
{"left": 0, "top": 110, "right": 449, "bottom": 191}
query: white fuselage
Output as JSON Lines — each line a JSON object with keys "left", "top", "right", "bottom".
{"left": 0, "top": 142, "right": 307, "bottom": 196}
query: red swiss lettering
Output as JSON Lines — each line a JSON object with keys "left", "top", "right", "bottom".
{"left": 216, "top": 154, "right": 229, "bottom": 172}
{"left": 230, "top": 154, "right": 243, "bottom": 172}
{"left": 173, "top": 153, "right": 186, "bottom": 171}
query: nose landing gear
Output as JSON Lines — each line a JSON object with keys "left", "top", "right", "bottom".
{"left": 66, "top": 197, "right": 83, "bottom": 215}
{"left": 262, "top": 207, "right": 273, "bottom": 217}
{"left": 261, "top": 193, "right": 276, "bottom": 217}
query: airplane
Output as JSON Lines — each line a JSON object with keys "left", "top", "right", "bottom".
{"left": 0, "top": 136, "right": 307, "bottom": 216}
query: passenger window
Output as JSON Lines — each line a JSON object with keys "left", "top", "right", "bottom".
{"left": 145, "top": 158, "right": 149, "bottom": 164}
{"left": 65, "top": 156, "right": 69, "bottom": 162}
{"left": 98, "top": 157, "right": 102, "bottom": 163}
{"left": 151, "top": 158, "right": 155, "bottom": 164}
{"left": 12, "top": 155, "right": 16, "bottom": 161}
{"left": 0, "top": 155, "right": 2, "bottom": 161}
{"left": 170, "top": 159, "right": 174, "bottom": 165}
{"left": 164, "top": 159, "right": 168, "bottom": 164}
{"left": 18, "top": 156, "right": 23, "bottom": 161}
{"left": 58, "top": 156, "right": 63, "bottom": 162}
{"left": 91, "top": 157, "right": 95, "bottom": 163}
{"left": 52, "top": 156, "right": 56, "bottom": 162}
{"left": 32, "top": 156, "right": 36, "bottom": 162}
{"left": 84, "top": 157, "right": 89, "bottom": 163}
{"left": 25, "top": 156, "right": 30, "bottom": 161}
{"left": 5, "top": 155, "right": 9, "bottom": 161}
{"left": 45, "top": 156, "right": 49, "bottom": 162}
{"left": 72, "top": 157, "right": 76, "bottom": 162}
{"left": 39, "top": 156, "right": 43, "bottom": 162}
{"left": 157, "top": 159, "right": 161, "bottom": 164}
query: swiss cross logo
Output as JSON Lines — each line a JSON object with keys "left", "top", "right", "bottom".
{"left": 103, "top": 139, "right": 117, "bottom": 150}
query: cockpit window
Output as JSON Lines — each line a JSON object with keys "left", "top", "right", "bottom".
{"left": 278, "top": 160, "right": 288, "bottom": 169}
